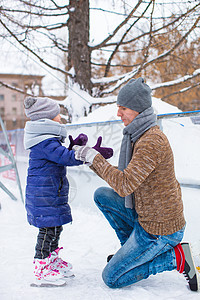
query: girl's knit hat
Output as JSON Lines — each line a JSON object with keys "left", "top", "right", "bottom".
{"left": 24, "top": 96, "right": 60, "bottom": 121}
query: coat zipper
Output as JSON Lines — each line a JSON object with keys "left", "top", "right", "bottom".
{"left": 58, "top": 178, "right": 63, "bottom": 196}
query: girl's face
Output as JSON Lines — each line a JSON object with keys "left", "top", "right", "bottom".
{"left": 52, "top": 114, "right": 62, "bottom": 124}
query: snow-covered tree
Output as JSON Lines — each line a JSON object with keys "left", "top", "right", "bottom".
{"left": 0, "top": 0, "right": 199, "bottom": 120}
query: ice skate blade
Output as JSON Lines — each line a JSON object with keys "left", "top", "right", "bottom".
{"left": 30, "top": 279, "right": 67, "bottom": 288}
{"left": 63, "top": 271, "right": 75, "bottom": 278}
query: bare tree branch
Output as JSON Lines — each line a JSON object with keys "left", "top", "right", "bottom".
{"left": 1, "top": 12, "right": 68, "bottom": 31}
{"left": 97, "top": 13, "right": 200, "bottom": 96}
{"left": 91, "top": 62, "right": 140, "bottom": 68}
{"left": 161, "top": 81, "right": 200, "bottom": 101}
{"left": 151, "top": 69, "right": 200, "bottom": 90}
{"left": 104, "top": 0, "right": 154, "bottom": 77}
{"left": 90, "top": 0, "right": 143, "bottom": 50}
{"left": 132, "top": 0, "right": 155, "bottom": 76}
{"left": 97, "top": 3, "right": 200, "bottom": 49}
{"left": 18, "top": 0, "right": 69, "bottom": 11}
{"left": 1, "top": 7, "right": 69, "bottom": 17}
{"left": 0, "top": 81, "right": 33, "bottom": 96}
{"left": 0, "top": 19, "right": 71, "bottom": 77}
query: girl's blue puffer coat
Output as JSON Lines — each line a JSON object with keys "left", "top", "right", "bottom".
{"left": 25, "top": 137, "right": 82, "bottom": 228}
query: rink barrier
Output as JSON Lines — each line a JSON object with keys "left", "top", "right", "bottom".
{"left": 65, "top": 110, "right": 200, "bottom": 192}
{"left": 65, "top": 110, "right": 200, "bottom": 128}
{"left": 0, "top": 116, "right": 24, "bottom": 202}
{"left": 0, "top": 110, "right": 200, "bottom": 203}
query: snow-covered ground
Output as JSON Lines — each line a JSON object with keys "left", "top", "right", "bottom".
{"left": 1, "top": 183, "right": 200, "bottom": 300}
{"left": 1, "top": 98, "right": 200, "bottom": 299}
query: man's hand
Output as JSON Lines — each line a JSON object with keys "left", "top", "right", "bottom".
{"left": 93, "top": 136, "right": 113, "bottom": 159}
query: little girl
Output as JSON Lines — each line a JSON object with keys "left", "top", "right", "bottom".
{"left": 24, "top": 96, "right": 87, "bottom": 287}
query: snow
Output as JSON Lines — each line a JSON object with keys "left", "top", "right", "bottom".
{"left": 63, "top": 79, "right": 117, "bottom": 122}
{"left": 68, "top": 96, "right": 181, "bottom": 124}
{"left": 151, "top": 69, "right": 200, "bottom": 90}
{"left": 1, "top": 185, "right": 200, "bottom": 300}
{"left": 1, "top": 98, "right": 200, "bottom": 299}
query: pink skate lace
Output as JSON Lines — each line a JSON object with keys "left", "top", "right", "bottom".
{"left": 50, "top": 247, "right": 72, "bottom": 271}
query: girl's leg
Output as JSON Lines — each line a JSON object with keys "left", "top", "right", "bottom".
{"left": 34, "top": 226, "right": 63, "bottom": 259}
{"left": 50, "top": 226, "right": 63, "bottom": 252}
{"left": 94, "top": 187, "right": 137, "bottom": 245}
{"left": 102, "top": 222, "right": 185, "bottom": 288}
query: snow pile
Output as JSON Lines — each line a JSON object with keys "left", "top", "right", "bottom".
{"left": 62, "top": 78, "right": 116, "bottom": 123}
{"left": 69, "top": 96, "right": 181, "bottom": 125}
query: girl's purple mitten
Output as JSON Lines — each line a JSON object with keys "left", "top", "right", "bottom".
{"left": 92, "top": 136, "right": 113, "bottom": 159}
{"left": 68, "top": 133, "right": 88, "bottom": 150}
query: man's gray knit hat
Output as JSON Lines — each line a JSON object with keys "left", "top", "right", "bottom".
{"left": 117, "top": 77, "right": 152, "bottom": 113}
{"left": 24, "top": 96, "right": 60, "bottom": 121}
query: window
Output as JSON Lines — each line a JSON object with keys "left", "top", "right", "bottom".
{"left": 0, "top": 94, "right": 4, "bottom": 101}
{"left": 12, "top": 107, "right": 17, "bottom": 115}
{"left": 12, "top": 95, "right": 17, "bottom": 102}
{"left": 0, "top": 107, "right": 5, "bottom": 116}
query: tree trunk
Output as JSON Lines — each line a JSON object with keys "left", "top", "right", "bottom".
{"left": 68, "top": 0, "right": 92, "bottom": 94}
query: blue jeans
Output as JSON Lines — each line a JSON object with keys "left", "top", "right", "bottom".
{"left": 94, "top": 187, "right": 185, "bottom": 288}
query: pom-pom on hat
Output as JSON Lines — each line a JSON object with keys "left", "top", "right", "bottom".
{"left": 117, "top": 77, "right": 152, "bottom": 113}
{"left": 24, "top": 96, "right": 60, "bottom": 121}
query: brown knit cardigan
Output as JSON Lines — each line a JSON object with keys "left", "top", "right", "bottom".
{"left": 91, "top": 125, "right": 185, "bottom": 235}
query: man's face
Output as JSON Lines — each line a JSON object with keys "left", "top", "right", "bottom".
{"left": 117, "top": 105, "right": 139, "bottom": 126}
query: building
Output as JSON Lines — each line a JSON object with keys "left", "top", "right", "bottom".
{"left": 0, "top": 73, "right": 44, "bottom": 130}
{"left": 0, "top": 73, "right": 68, "bottom": 130}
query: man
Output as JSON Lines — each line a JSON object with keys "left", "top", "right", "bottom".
{"left": 73, "top": 77, "right": 198, "bottom": 291}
